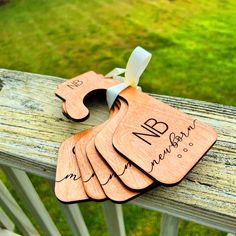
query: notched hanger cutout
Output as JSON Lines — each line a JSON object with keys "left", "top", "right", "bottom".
{"left": 56, "top": 71, "right": 120, "bottom": 121}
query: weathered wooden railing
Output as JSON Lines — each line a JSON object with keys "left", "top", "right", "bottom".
{"left": 0, "top": 69, "right": 235, "bottom": 236}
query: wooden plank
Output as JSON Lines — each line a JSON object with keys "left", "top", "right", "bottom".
{"left": 0, "top": 229, "right": 21, "bottom": 236}
{"left": 57, "top": 203, "right": 90, "bottom": 236}
{"left": 0, "top": 208, "right": 15, "bottom": 231}
{"left": 131, "top": 197, "right": 236, "bottom": 234}
{"left": 160, "top": 213, "right": 179, "bottom": 236}
{"left": 0, "top": 69, "right": 235, "bottom": 231}
{"left": 102, "top": 201, "right": 126, "bottom": 236}
{"left": 0, "top": 180, "right": 39, "bottom": 236}
{"left": 1, "top": 166, "right": 60, "bottom": 236}
{"left": 48, "top": 180, "right": 90, "bottom": 236}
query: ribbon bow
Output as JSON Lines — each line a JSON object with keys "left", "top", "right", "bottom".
{"left": 105, "top": 46, "right": 152, "bottom": 109}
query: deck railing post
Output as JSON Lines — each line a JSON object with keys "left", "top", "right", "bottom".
{"left": 0, "top": 180, "right": 39, "bottom": 236}
{"left": 48, "top": 180, "right": 90, "bottom": 236}
{"left": 0, "top": 207, "right": 15, "bottom": 231}
{"left": 102, "top": 201, "right": 126, "bottom": 236}
{"left": 1, "top": 166, "right": 61, "bottom": 236}
{"left": 160, "top": 213, "right": 179, "bottom": 236}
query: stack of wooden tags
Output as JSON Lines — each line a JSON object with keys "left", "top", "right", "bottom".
{"left": 54, "top": 71, "right": 217, "bottom": 203}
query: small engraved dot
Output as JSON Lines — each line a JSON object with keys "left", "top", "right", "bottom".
{"left": 177, "top": 154, "right": 182, "bottom": 158}
{"left": 189, "top": 143, "right": 193, "bottom": 146}
{"left": 183, "top": 148, "right": 188, "bottom": 152}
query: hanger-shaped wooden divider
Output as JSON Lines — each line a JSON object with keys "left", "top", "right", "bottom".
{"left": 112, "top": 87, "right": 217, "bottom": 184}
{"left": 55, "top": 102, "right": 118, "bottom": 202}
{"left": 74, "top": 128, "right": 107, "bottom": 201}
{"left": 95, "top": 99, "right": 154, "bottom": 190}
{"left": 86, "top": 136, "right": 139, "bottom": 203}
{"left": 57, "top": 72, "right": 217, "bottom": 185}
{"left": 85, "top": 106, "right": 139, "bottom": 202}
{"left": 73, "top": 105, "right": 138, "bottom": 202}
{"left": 56, "top": 71, "right": 120, "bottom": 120}
{"left": 55, "top": 134, "right": 88, "bottom": 203}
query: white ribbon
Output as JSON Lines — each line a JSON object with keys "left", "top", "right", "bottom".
{"left": 105, "top": 46, "right": 152, "bottom": 109}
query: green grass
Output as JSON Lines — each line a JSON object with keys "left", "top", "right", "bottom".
{"left": 0, "top": 0, "right": 235, "bottom": 235}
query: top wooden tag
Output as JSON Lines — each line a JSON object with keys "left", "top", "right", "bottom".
{"left": 112, "top": 87, "right": 217, "bottom": 184}
{"left": 56, "top": 71, "right": 120, "bottom": 120}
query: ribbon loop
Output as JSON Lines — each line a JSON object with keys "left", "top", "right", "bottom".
{"left": 125, "top": 46, "right": 152, "bottom": 87}
{"left": 105, "top": 68, "right": 126, "bottom": 78}
{"left": 106, "top": 46, "right": 152, "bottom": 109}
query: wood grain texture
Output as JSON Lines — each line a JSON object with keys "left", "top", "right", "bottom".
{"left": 0, "top": 69, "right": 235, "bottom": 232}
{"left": 95, "top": 99, "right": 154, "bottom": 190}
{"left": 113, "top": 87, "right": 217, "bottom": 184}
{"left": 56, "top": 71, "right": 120, "bottom": 120}
{"left": 55, "top": 134, "right": 88, "bottom": 203}
{"left": 74, "top": 129, "right": 106, "bottom": 200}
{"left": 58, "top": 73, "right": 217, "bottom": 185}
{"left": 86, "top": 125, "right": 139, "bottom": 203}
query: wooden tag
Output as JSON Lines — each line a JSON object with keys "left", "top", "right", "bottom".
{"left": 74, "top": 129, "right": 107, "bottom": 201}
{"left": 112, "top": 87, "right": 217, "bottom": 184}
{"left": 56, "top": 71, "right": 120, "bottom": 120}
{"left": 95, "top": 99, "right": 154, "bottom": 190}
{"left": 85, "top": 124, "right": 139, "bottom": 202}
{"left": 55, "top": 104, "right": 118, "bottom": 202}
{"left": 55, "top": 134, "right": 88, "bottom": 203}
{"left": 57, "top": 72, "right": 217, "bottom": 185}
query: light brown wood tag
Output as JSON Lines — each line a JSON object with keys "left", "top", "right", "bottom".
{"left": 57, "top": 72, "right": 217, "bottom": 186}
{"left": 55, "top": 104, "right": 117, "bottom": 202}
{"left": 55, "top": 134, "right": 88, "bottom": 203}
{"left": 86, "top": 126, "right": 139, "bottom": 203}
{"left": 56, "top": 71, "right": 120, "bottom": 120}
{"left": 95, "top": 99, "right": 154, "bottom": 190}
{"left": 112, "top": 87, "right": 217, "bottom": 185}
{"left": 74, "top": 129, "right": 107, "bottom": 201}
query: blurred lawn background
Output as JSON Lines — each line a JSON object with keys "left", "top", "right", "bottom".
{"left": 0, "top": 0, "right": 235, "bottom": 235}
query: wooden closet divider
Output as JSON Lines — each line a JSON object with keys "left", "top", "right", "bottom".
{"left": 112, "top": 87, "right": 217, "bottom": 184}
{"left": 55, "top": 134, "right": 88, "bottom": 203}
{"left": 95, "top": 99, "right": 154, "bottom": 190}
{"left": 56, "top": 71, "right": 120, "bottom": 120}
{"left": 56, "top": 72, "right": 217, "bottom": 186}
{"left": 86, "top": 136, "right": 139, "bottom": 203}
{"left": 74, "top": 128, "right": 107, "bottom": 201}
